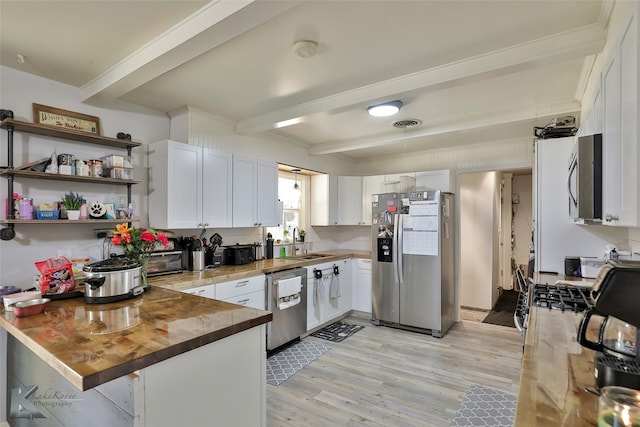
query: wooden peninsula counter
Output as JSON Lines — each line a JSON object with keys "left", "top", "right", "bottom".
{"left": 515, "top": 305, "right": 600, "bottom": 426}
{"left": 1, "top": 286, "right": 272, "bottom": 426}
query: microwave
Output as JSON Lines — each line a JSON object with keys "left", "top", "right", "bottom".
{"left": 568, "top": 133, "right": 602, "bottom": 224}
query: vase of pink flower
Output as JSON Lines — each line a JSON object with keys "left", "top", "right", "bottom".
{"left": 110, "top": 223, "right": 168, "bottom": 285}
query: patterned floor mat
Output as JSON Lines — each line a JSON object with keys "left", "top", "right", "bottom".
{"left": 310, "top": 321, "right": 364, "bottom": 342}
{"left": 450, "top": 384, "right": 517, "bottom": 427}
{"left": 266, "top": 340, "right": 331, "bottom": 386}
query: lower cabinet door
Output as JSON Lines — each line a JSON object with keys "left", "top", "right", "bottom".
{"left": 181, "top": 284, "right": 216, "bottom": 299}
{"left": 222, "top": 290, "right": 265, "bottom": 310}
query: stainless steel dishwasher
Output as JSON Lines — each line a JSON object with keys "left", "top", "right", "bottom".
{"left": 266, "top": 267, "right": 307, "bottom": 352}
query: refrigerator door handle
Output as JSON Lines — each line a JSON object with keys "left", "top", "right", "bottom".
{"left": 393, "top": 214, "right": 400, "bottom": 284}
{"left": 397, "top": 214, "right": 404, "bottom": 284}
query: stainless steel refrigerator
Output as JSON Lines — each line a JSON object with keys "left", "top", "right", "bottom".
{"left": 371, "top": 190, "right": 456, "bottom": 338}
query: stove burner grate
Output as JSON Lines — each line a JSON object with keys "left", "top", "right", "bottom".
{"left": 532, "top": 283, "right": 594, "bottom": 313}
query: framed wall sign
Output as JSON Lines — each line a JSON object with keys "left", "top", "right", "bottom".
{"left": 32, "top": 103, "right": 101, "bottom": 135}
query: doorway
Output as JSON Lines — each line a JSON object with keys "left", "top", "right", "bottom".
{"left": 458, "top": 169, "right": 532, "bottom": 312}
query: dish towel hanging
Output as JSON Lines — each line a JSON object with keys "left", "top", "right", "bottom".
{"left": 313, "top": 269, "right": 326, "bottom": 306}
{"left": 278, "top": 276, "right": 302, "bottom": 310}
{"left": 329, "top": 267, "right": 341, "bottom": 299}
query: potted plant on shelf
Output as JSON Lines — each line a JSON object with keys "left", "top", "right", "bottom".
{"left": 61, "top": 191, "right": 83, "bottom": 220}
{"left": 283, "top": 229, "right": 290, "bottom": 242}
{"left": 298, "top": 229, "right": 305, "bottom": 242}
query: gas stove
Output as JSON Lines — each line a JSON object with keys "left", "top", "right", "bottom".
{"left": 531, "top": 283, "right": 594, "bottom": 313}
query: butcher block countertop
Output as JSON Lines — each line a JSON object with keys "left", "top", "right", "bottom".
{"left": 149, "top": 250, "right": 371, "bottom": 292}
{"left": 515, "top": 306, "right": 599, "bottom": 425}
{"left": 0, "top": 286, "right": 271, "bottom": 391}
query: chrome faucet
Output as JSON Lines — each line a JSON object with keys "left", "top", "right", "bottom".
{"left": 292, "top": 227, "right": 297, "bottom": 255}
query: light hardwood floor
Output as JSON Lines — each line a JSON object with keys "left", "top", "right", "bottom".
{"left": 267, "top": 314, "right": 522, "bottom": 427}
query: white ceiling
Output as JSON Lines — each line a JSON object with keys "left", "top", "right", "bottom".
{"left": 0, "top": 0, "right": 609, "bottom": 160}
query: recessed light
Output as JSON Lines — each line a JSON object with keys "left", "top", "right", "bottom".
{"left": 367, "top": 100, "right": 403, "bottom": 117}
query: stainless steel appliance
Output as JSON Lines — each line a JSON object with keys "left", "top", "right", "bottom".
{"left": 83, "top": 257, "right": 145, "bottom": 304}
{"left": 514, "top": 279, "right": 594, "bottom": 347}
{"left": 146, "top": 250, "right": 185, "bottom": 277}
{"left": 577, "top": 260, "right": 640, "bottom": 390}
{"left": 568, "top": 133, "right": 603, "bottom": 223}
{"left": 371, "top": 190, "right": 456, "bottom": 338}
{"left": 266, "top": 267, "right": 307, "bottom": 352}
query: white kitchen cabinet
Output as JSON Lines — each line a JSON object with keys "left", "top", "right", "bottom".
{"left": 306, "top": 259, "right": 352, "bottom": 331}
{"left": 216, "top": 275, "right": 266, "bottom": 310}
{"left": 232, "top": 155, "right": 278, "bottom": 227}
{"left": 352, "top": 258, "right": 372, "bottom": 313}
{"left": 311, "top": 175, "right": 365, "bottom": 225}
{"left": 602, "top": 7, "right": 639, "bottom": 227}
{"left": 181, "top": 283, "right": 216, "bottom": 299}
{"left": 148, "top": 140, "right": 232, "bottom": 229}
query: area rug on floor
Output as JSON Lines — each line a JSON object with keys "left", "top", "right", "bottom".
{"left": 482, "top": 290, "right": 518, "bottom": 328}
{"left": 310, "top": 321, "right": 365, "bottom": 342}
{"left": 266, "top": 340, "right": 330, "bottom": 386}
{"left": 450, "top": 384, "right": 517, "bottom": 427}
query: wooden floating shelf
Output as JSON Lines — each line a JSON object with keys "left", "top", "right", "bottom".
{"left": 0, "top": 118, "right": 141, "bottom": 149}
{"left": 0, "top": 168, "right": 139, "bottom": 185}
{"left": 0, "top": 219, "right": 139, "bottom": 224}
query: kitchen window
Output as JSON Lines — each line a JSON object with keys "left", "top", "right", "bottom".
{"left": 267, "top": 170, "right": 308, "bottom": 242}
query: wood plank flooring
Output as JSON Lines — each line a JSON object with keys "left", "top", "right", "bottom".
{"left": 267, "top": 314, "right": 522, "bottom": 427}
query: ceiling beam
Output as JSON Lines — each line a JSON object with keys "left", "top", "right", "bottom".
{"left": 81, "top": 0, "right": 300, "bottom": 105}
{"left": 309, "top": 101, "right": 581, "bottom": 155}
{"left": 236, "top": 23, "right": 606, "bottom": 135}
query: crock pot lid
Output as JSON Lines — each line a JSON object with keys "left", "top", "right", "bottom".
{"left": 84, "top": 257, "right": 140, "bottom": 272}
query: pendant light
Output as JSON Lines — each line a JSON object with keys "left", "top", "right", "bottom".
{"left": 292, "top": 169, "right": 301, "bottom": 190}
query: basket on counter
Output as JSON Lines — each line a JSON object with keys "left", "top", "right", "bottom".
{"left": 36, "top": 210, "right": 60, "bottom": 220}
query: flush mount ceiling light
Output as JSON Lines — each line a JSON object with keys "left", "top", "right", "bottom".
{"left": 292, "top": 40, "right": 318, "bottom": 58}
{"left": 367, "top": 100, "right": 403, "bottom": 117}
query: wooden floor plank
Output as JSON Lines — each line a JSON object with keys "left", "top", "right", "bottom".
{"left": 267, "top": 314, "right": 522, "bottom": 426}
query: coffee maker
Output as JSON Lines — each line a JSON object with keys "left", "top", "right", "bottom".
{"left": 577, "top": 259, "right": 640, "bottom": 390}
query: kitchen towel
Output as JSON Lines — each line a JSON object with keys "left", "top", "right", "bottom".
{"left": 277, "top": 276, "right": 301, "bottom": 310}
{"left": 313, "top": 276, "right": 326, "bottom": 305}
{"left": 329, "top": 273, "right": 341, "bottom": 299}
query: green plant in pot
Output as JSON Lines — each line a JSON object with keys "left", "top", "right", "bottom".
{"left": 298, "top": 229, "right": 305, "bottom": 242}
{"left": 61, "top": 191, "right": 84, "bottom": 220}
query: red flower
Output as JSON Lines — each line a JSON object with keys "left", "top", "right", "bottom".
{"left": 158, "top": 233, "right": 169, "bottom": 246}
{"left": 140, "top": 231, "right": 156, "bottom": 242}
{"left": 112, "top": 235, "right": 122, "bottom": 245}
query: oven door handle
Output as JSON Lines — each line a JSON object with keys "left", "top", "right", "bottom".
{"left": 514, "top": 312, "right": 524, "bottom": 334}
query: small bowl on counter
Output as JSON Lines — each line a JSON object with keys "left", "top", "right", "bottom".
{"left": 10, "top": 298, "right": 51, "bottom": 317}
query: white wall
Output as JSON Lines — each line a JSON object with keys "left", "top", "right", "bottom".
{"left": 459, "top": 171, "right": 499, "bottom": 310}
{"left": 353, "top": 137, "right": 533, "bottom": 176}
{"left": 512, "top": 174, "right": 533, "bottom": 268}
{"left": 0, "top": 66, "right": 169, "bottom": 288}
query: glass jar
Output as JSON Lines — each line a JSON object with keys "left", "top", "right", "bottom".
{"left": 598, "top": 386, "right": 640, "bottom": 427}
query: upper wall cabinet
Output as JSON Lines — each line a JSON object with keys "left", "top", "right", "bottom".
{"left": 311, "top": 175, "right": 365, "bottom": 226}
{"left": 148, "top": 140, "right": 232, "bottom": 229}
{"left": 602, "top": 5, "right": 639, "bottom": 227}
{"left": 232, "top": 156, "right": 278, "bottom": 227}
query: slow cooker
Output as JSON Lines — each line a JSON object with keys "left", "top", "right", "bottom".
{"left": 83, "top": 257, "right": 145, "bottom": 304}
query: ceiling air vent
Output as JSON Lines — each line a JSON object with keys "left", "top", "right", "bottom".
{"left": 393, "top": 119, "right": 422, "bottom": 128}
